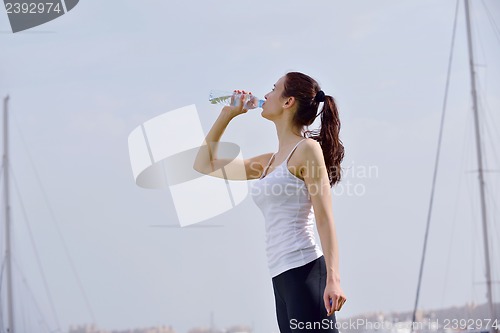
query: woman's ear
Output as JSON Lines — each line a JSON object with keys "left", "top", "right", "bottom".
{"left": 283, "top": 96, "right": 296, "bottom": 109}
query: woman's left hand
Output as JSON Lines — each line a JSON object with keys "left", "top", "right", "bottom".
{"left": 324, "top": 280, "right": 347, "bottom": 316}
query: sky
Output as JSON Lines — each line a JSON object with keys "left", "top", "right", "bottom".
{"left": 1, "top": 1, "right": 500, "bottom": 333}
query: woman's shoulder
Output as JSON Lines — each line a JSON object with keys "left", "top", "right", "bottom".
{"left": 295, "top": 138, "right": 325, "bottom": 166}
{"left": 298, "top": 138, "right": 321, "bottom": 155}
{"left": 291, "top": 138, "right": 327, "bottom": 180}
{"left": 288, "top": 138, "right": 323, "bottom": 175}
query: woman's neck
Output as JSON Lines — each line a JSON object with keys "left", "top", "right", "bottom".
{"left": 273, "top": 120, "right": 304, "bottom": 154}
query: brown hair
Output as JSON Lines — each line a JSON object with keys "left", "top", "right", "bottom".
{"left": 282, "top": 72, "right": 344, "bottom": 187}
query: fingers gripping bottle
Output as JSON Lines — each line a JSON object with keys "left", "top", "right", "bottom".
{"left": 209, "top": 90, "right": 264, "bottom": 109}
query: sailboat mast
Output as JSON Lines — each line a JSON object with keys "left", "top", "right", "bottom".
{"left": 463, "top": 1, "right": 496, "bottom": 331}
{"left": 3, "top": 96, "right": 15, "bottom": 333}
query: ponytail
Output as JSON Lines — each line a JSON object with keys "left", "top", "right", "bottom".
{"left": 282, "top": 72, "right": 344, "bottom": 187}
{"left": 304, "top": 95, "right": 344, "bottom": 187}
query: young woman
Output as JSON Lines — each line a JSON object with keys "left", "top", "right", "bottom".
{"left": 194, "top": 72, "right": 346, "bottom": 332}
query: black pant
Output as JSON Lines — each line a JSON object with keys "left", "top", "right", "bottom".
{"left": 272, "top": 255, "right": 339, "bottom": 332}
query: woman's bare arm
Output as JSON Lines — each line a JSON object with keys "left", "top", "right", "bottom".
{"left": 301, "top": 139, "right": 346, "bottom": 314}
{"left": 193, "top": 108, "right": 272, "bottom": 180}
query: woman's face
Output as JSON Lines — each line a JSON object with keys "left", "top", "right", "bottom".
{"left": 262, "top": 76, "right": 287, "bottom": 118}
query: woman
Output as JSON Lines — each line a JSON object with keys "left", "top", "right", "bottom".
{"left": 194, "top": 72, "right": 346, "bottom": 332}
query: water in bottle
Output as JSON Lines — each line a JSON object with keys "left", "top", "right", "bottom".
{"left": 209, "top": 90, "right": 264, "bottom": 109}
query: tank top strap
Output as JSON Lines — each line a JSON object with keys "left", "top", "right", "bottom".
{"left": 285, "top": 138, "right": 307, "bottom": 163}
{"left": 264, "top": 153, "right": 276, "bottom": 170}
{"left": 260, "top": 153, "right": 276, "bottom": 179}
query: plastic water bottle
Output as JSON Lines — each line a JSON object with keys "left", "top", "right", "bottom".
{"left": 209, "top": 90, "right": 265, "bottom": 109}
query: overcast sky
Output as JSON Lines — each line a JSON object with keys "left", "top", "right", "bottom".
{"left": 1, "top": 1, "right": 500, "bottom": 333}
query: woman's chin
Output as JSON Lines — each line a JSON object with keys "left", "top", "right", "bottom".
{"left": 261, "top": 112, "right": 272, "bottom": 121}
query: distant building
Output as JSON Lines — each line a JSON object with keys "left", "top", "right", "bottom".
{"left": 186, "top": 325, "right": 252, "bottom": 333}
{"left": 68, "top": 324, "right": 176, "bottom": 333}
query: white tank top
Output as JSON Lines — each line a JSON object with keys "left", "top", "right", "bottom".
{"left": 250, "top": 138, "right": 323, "bottom": 278}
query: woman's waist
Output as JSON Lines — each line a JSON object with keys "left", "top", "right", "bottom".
{"left": 264, "top": 214, "right": 315, "bottom": 232}
{"left": 265, "top": 225, "right": 318, "bottom": 250}
{"left": 266, "top": 245, "right": 323, "bottom": 274}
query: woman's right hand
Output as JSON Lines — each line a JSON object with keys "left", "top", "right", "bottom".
{"left": 221, "top": 90, "right": 251, "bottom": 118}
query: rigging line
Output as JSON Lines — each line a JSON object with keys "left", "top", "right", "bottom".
{"left": 466, "top": 154, "right": 481, "bottom": 303}
{"left": 9, "top": 165, "right": 62, "bottom": 332}
{"left": 471, "top": 2, "right": 488, "bottom": 68}
{"left": 474, "top": 103, "right": 500, "bottom": 233}
{"left": 480, "top": 108, "right": 500, "bottom": 172}
{"left": 463, "top": 154, "right": 475, "bottom": 303}
{"left": 485, "top": 199, "right": 500, "bottom": 293}
{"left": 410, "top": 0, "right": 460, "bottom": 330}
{"left": 465, "top": 0, "right": 497, "bottom": 316}
{"left": 481, "top": 0, "right": 500, "bottom": 47}
{"left": 466, "top": 0, "right": 497, "bottom": 319}
{"left": 484, "top": 123, "right": 498, "bottom": 219}
{"left": 475, "top": 101, "right": 492, "bottom": 178}
{"left": 440, "top": 103, "right": 471, "bottom": 308}
{"left": 0, "top": 166, "right": 4, "bottom": 331}
{"left": 11, "top": 257, "right": 53, "bottom": 333}
{"left": 0, "top": 255, "right": 5, "bottom": 329}
{"left": 471, "top": 7, "right": 500, "bottom": 173}
{"left": 465, "top": 118, "right": 482, "bottom": 305}
{"left": 471, "top": 0, "right": 490, "bottom": 121}
{"left": 11, "top": 113, "right": 96, "bottom": 324}
{"left": 483, "top": 184, "right": 500, "bottom": 265}
{"left": 0, "top": 261, "right": 6, "bottom": 332}
{"left": 471, "top": 23, "right": 500, "bottom": 152}
{"left": 464, "top": 110, "right": 485, "bottom": 303}
{"left": 475, "top": 8, "right": 500, "bottom": 220}
{"left": 476, "top": 79, "right": 500, "bottom": 172}
{"left": 477, "top": 5, "right": 500, "bottom": 158}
